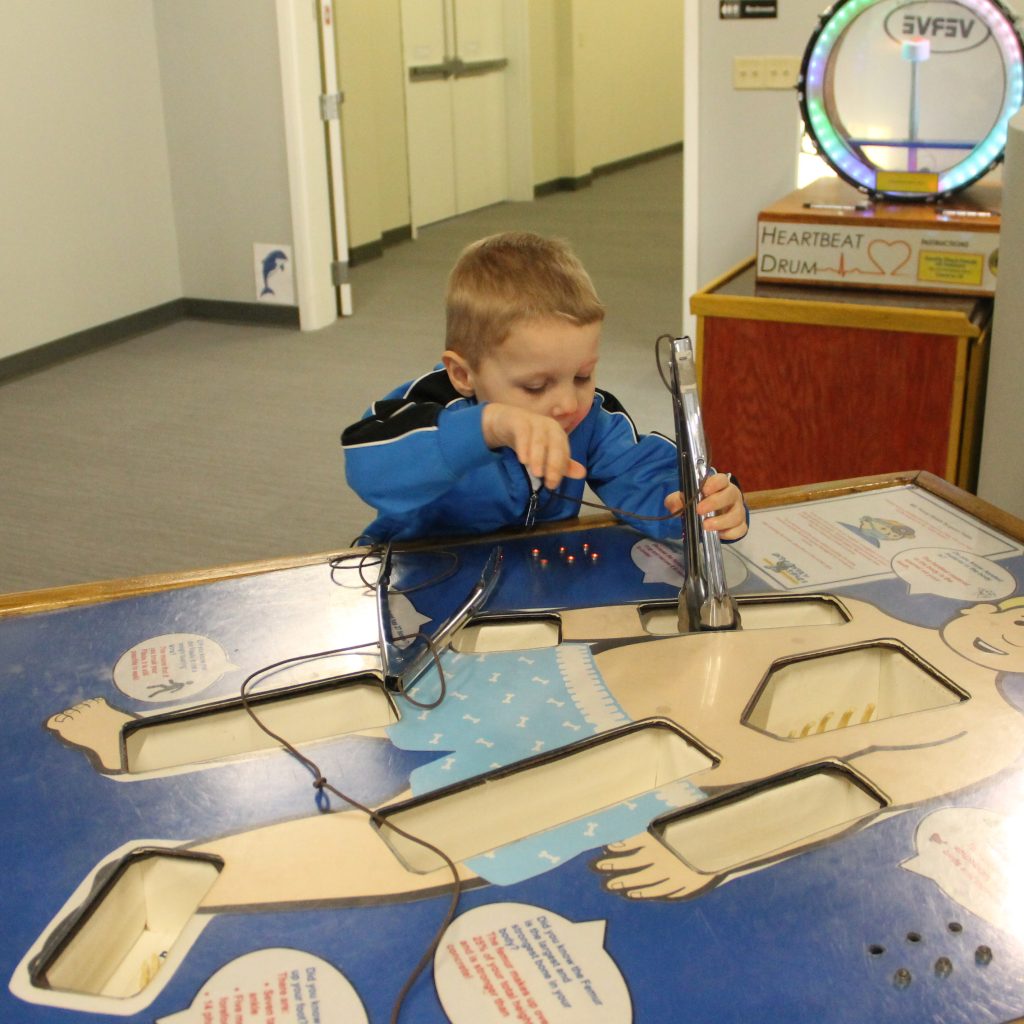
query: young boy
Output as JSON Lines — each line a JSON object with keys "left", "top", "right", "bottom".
{"left": 342, "top": 232, "right": 748, "bottom": 544}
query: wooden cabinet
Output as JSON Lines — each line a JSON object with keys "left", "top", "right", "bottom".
{"left": 691, "top": 259, "right": 991, "bottom": 494}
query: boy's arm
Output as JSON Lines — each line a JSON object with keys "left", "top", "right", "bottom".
{"left": 584, "top": 391, "right": 747, "bottom": 540}
{"left": 342, "top": 375, "right": 498, "bottom": 516}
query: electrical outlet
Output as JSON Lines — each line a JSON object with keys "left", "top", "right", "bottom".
{"left": 733, "top": 56, "right": 763, "bottom": 90}
{"left": 764, "top": 56, "right": 800, "bottom": 89}
{"left": 733, "top": 55, "right": 800, "bottom": 91}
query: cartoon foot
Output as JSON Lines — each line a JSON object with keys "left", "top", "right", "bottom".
{"left": 592, "top": 833, "right": 716, "bottom": 901}
{"left": 46, "top": 697, "right": 136, "bottom": 774}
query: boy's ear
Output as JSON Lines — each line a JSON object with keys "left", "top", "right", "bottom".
{"left": 442, "top": 350, "right": 476, "bottom": 397}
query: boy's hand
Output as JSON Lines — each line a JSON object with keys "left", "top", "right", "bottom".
{"left": 664, "top": 472, "right": 748, "bottom": 540}
{"left": 483, "top": 403, "right": 586, "bottom": 491}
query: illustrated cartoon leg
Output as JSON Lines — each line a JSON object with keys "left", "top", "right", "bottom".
{"left": 45, "top": 697, "right": 135, "bottom": 775}
{"left": 190, "top": 804, "right": 482, "bottom": 912}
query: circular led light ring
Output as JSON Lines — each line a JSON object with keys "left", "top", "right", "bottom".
{"left": 799, "top": 0, "right": 1024, "bottom": 198}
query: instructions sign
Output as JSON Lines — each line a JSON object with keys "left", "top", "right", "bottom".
{"left": 756, "top": 220, "right": 998, "bottom": 294}
{"left": 736, "top": 485, "right": 1021, "bottom": 593}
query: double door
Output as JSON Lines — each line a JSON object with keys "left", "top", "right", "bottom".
{"left": 402, "top": 0, "right": 511, "bottom": 228}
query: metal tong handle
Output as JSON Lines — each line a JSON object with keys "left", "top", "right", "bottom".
{"left": 664, "top": 336, "right": 740, "bottom": 632}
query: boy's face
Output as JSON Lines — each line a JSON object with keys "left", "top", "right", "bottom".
{"left": 445, "top": 317, "right": 601, "bottom": 434}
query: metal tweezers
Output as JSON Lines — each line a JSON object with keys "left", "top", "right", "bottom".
{"left": 376, "top": 544, "right": 504, "bottom": 691}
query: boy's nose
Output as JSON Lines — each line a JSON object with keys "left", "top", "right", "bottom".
{"left": 550, "top": 385, "right": 578, "bottom": 417}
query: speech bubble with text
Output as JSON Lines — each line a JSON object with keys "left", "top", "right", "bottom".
{"left": 113, "top": 633, "right": 238, "bottom": 703}
{"left": 902, "top": 807, "right": 1022, "bottom": 934}
{"left": 156, "top": 948, "right": 366, "bottom": 1024}
{"left": 891, "top": 547, "right": 1015, "bottom": 602}
{"left": 434, "top": 902, "right": 630, "bottom": 1023}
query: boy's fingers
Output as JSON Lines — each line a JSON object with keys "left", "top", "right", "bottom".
{"left": 664, "top": 491, "right": 684, "bottom": 514}
{"left": 543, "top": 450, "right": 570, "bottom": 490}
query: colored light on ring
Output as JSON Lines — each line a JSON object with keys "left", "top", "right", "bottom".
{"left": 800, "top": 0, "right": 1024, "bottom": 197}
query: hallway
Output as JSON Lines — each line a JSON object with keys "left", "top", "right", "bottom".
{"left": 0, "top": 153, "right": 683, "bottom": 594}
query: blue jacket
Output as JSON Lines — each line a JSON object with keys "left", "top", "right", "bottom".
{"left": 342, "top": 367, "right": 684, "bottom": 543}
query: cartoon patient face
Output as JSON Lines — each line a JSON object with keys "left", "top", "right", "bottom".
{"left": 942, "top": 600, "right": 1024, "bottom": 672}
{"left": 859, "top": 515, "right": 914, "bottom": 542}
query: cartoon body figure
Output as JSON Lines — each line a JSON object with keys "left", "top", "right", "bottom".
{"left": 44, "top": 598, "right": 1024, "bottom": 901}
{"left": 31, "top": 594, "right": 1024, "bottom": 1011}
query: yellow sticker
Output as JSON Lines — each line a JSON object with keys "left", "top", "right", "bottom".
{"left": 918, "top": 250, "right": 984, "bottom": 285}
{"left": 876, "top": 170, "right": 940, "bottom": 193}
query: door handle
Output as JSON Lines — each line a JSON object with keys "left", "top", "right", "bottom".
{"left": 409, "top": 57, "right": 508, "bottom": 82}
{"left": 409, "top": 61, "right": 454, "bottom": 81}
{"left": 452, "top": 57, "right": 509, "bottom": 78}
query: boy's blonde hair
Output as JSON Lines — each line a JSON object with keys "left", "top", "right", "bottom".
{"left": 445, "top": 232, "right": 605, "bottom": 366}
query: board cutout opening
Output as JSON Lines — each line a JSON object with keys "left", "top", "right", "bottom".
{"left": 640, "top": 595, "right": 849, "bottom": 635}
{"left": 123, "top": 676, "right": 395, "bottom": 773}
{"left": 376, "top": 720, "right": 715, "bottom": 872}
{"left": 450, "top": 614, "right": 562, "bottom": 653}
{"left": 744, "top": 641, "right": 966, "bottom": 739}
{"left": 33, "top": 849, "right": 222, "bottom": 998}
{"left": 655, "top": 763, "right": 884, "bottom": 875}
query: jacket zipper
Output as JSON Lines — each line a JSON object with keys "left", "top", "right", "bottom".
{"left": 521, "top": 465, "right": 541, "bottom": 527}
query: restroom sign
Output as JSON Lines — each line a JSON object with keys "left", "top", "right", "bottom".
{"left": 720, "top": 1, "right": 778, "bottom": 17}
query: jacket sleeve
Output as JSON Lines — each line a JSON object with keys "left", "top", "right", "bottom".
{"left": 583, "top": 391, "right": 749, "bottom": 541}
{"left": 583, "top": 391, "right": 683, "bottom": 539}
{"left": 341, "top": 372, "right": 498, "bottom": 517}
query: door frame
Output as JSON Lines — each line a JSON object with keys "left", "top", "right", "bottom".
{"left": 275, "top": 0, "right": 338, "bottom": 331}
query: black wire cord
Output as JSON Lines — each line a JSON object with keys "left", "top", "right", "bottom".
{"left": 237, "top": 638, "right": 461, "bottom": 1023}
{"left": 550, "top": 488, "right": 682, "bottom": 523}
{"left": 235, "top": 336, "right": 698, "bottom": 1016}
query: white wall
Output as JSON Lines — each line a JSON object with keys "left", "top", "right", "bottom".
{"left": 1, "top": 1, "right": 685, "bottom": 362}
{"left": 0, "top": 1, "right": 320, "bottom": 364}
{"left": 0, "top": 2, "right": 181, "bottom": 360}
{"left": 684, "top": 0, "right": 822, "bottom": 333}
{"left": 528, "top": 0, "right": 684, "bottom": 185}
{"left": 153, "top": 0, "right": 294, "bottom": 303}
{"left": 978, "top": 110, "right": 1024, "bottom": 518}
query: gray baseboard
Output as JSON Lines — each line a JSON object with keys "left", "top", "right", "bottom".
{"left": 594, "top": 141, "right": 683, "bottom": 179}
{"left": 535, "top": 141, "right": 683, "bottom": 197}
{"left": 535, "top": 174, "right": 594, "bottom": 197}
{"left": 349, "top": 224, "right": 414, "bottom": 267}
{"left": 0, "top": 298, "right": 299, "bottom": 385}
{"left": 182, "top": 298, "right": 300, "bottom": 327}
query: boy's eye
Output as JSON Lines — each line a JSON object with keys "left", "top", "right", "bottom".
{"left": 574, "top": 375, "right": 592, "bottom": 384}
{"left": 521, "top": 383, "right": 547, "bottom": 394}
